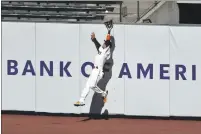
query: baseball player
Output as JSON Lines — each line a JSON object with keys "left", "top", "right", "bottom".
{"left": 74, "top": 31, "right": 112, "bottom": 106}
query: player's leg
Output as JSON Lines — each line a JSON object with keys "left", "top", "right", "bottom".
{"left": 74, "top": 86, "right": 90, "bottom": 106}
{"left": 92, "top": 86, "right": 108, "bottom": 103}
{"left": 74, "top": 70, "right": 95, "bottom": 106}
{"left": 90, "top": 69, "right": 104, "bottom": 93}
{"left": 90, "top": 70, "right": 108, "bottom": 102}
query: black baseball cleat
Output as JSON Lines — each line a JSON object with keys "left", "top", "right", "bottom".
{"left": 74, "top": 101, "right": 85, "bottom": 107}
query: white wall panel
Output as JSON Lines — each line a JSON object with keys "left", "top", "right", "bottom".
{"left": 2, "top": 22, "right": 36, "bottom": 111}
{"left": 124, "top": 25, "right": 170, "bottom": 116}
{"left": 35, "top": 23, "right": 80, "bottom": 113}
{"left": 169, "top": 26, "right": 201, "bottom": 117}
{"left": 2, "top": 21, "right": 201, "bottom": 117}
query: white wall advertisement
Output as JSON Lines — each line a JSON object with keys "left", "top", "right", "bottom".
{"left": 2, "top": 22, "right": 201, "bottom": 117}
{"left": 169, "top": 26, "right": 201, "bottom": 117}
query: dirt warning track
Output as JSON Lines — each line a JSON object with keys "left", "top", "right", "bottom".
{"left": 2, "top": 114, "right": 201, "bottom": 134}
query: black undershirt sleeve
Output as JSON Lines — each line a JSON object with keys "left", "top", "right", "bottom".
{"left": 92, "top": 38, "right": 101, "bottom": 51}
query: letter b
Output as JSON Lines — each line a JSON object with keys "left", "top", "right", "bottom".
{"left": 7, "top": 60, "right": 18, "bottom": 75}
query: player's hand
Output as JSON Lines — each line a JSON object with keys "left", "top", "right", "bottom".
{"left": 91, "top": 32, "right": 95, "bottom": 39}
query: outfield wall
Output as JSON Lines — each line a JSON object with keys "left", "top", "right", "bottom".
{"left": 2, "top": 22, "right": 201, "bottom": 117}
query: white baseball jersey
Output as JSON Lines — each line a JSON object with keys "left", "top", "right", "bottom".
{"left": 94, "top": 46, "right": 111, "bottom": 70}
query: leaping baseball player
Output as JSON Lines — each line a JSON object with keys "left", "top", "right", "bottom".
{"left": 74, "top": 20, "right": 113, "bottom": 107}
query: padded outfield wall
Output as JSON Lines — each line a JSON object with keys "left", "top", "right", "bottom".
{"left": 2, "top": 22, "right": 201, "bottom": 117}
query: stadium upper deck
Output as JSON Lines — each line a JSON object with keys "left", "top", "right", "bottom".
{"left": 1, "top": 1, "right": 159, "bottom": 23}
{"left": 2, "top": 1, "right": 201, "bottom": 24}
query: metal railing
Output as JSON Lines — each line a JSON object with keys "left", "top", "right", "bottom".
{"left": 136, "top": 1, "right": 160, "bottom": 22}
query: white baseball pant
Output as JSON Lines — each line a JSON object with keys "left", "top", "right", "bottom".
{"left": 79, "top": 67, "right": 105, "bottom": 103}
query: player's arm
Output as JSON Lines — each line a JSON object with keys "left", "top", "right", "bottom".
{"left": 91, "top": 32, "right": 101, "bottom": 51}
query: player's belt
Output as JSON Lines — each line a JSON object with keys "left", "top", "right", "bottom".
{"left": 94, "top": 66, "right": 98, "bottom": 69}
